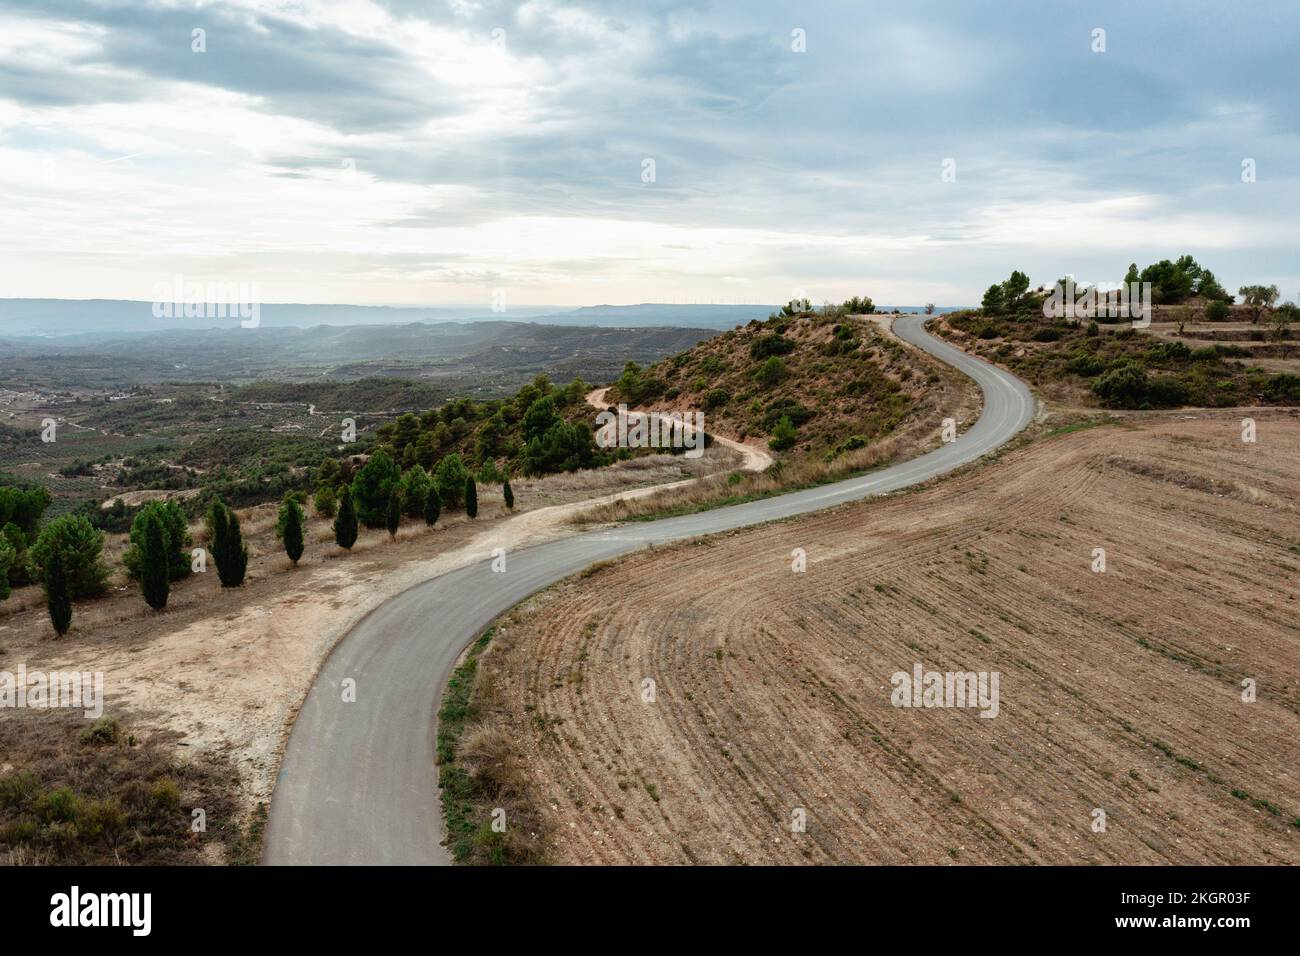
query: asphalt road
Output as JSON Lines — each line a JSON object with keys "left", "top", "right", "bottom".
{"left": 262, "top": 315, "right": 1036, "bottom": 865}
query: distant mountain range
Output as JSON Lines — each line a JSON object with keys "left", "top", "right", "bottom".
{"left": 0, "top": 299, "right": 964, "bottom": 337}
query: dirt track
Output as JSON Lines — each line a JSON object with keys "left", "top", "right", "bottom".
{"left": 480, "top": 411, "right": 1300, "bottom": 864}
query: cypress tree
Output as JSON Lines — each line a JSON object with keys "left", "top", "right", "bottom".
{"left": 141, "top": 511, "right": 170, "bottom": 610}
{"left": 46, "top": 552, "right": 72, "bottom": 636}
{"left": 465, "top": 476, "right": 478, "bottom": 518}
{"left": 224, "top": 510, "right": 248, "bottom": 587}
{"left": 280, "top": 496, "right": 305, "bottom": 566}
{"left": 503, "top": 475, "right": 514, "bottom": 510}
{"left": 208, "top": 499, "right": 231, "bottom": 583}
{"left": 334, "top": 486, "right": 358, "bottom": 550}
{"left": 386, "top": 490, "right": 401, "bottom": 539}
{"left": 423, "top": 486, "right": 441, "bottom": 526}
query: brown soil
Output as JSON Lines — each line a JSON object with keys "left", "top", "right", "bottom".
{"left": 0, "top": 446, "right": 741, "bottom": 853}
{"left": 475, "top": 410, "right": 1300, "bottom": 864}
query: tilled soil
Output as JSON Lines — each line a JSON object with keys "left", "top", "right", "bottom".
{"left": 480, "top": 411, "right": 1300, "bottom": 864}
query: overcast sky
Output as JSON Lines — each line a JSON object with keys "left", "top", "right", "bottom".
{"left": 0, "top": 0, "right": 1296, "bottom": 308}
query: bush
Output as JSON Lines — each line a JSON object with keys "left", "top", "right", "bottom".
{"left": 750, "top": 334, "right": 795, "bottom": 360}
{"left": 1031, "top": 327, "right": 1061, "bottom": 342}
{"left": 1206, "top": 300, "right": 1231, "bottom": 322}
{"left": 769, "top": 415, "right": 797, "bottom": 451}
{"left": 754, "top": 356, "right": 786, "bottom": 386}
{"left": 313, "top": 485, "right": 337, "bottom": 518}
{"left": 1093, "top": 361, "right": 1150, "bottom": 408}
{"left": 704, "top": 388, "right": 729, "bottom": 410}
{"left": 28, "top": 515, "right": 109, "bottom": 601}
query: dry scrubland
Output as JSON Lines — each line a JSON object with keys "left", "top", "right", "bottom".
{"left": 0, "top": 450, "right": 737, "bottom": 863}
{"left": 469, "top": 412, "right": 1300, "bottom": 864}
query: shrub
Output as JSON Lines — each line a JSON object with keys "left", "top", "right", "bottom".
{"left": 754, "top": 356, "right": 786, "bottom": 386}
{"left": 1031, "top": 327, "right": 1061, "bottom": 342}
{"left": 704, "top": 388, "right": 729, "bottom": 410}
{"left": 1086, "top": 321, "right": 1099, "bottom": 337}
{"left": 1206, "top": 300, "right": 1231, "bottom": 322}
{"left": 769, "top": 415, "right": 797, "bottom": 451}
{"left": 1093, "top": 361, "right": 1150, "bottom": 407}
{"left": 28, "top": 515, "right": 109, "bottom": 601}
{"left": 750, "top": 334, "right": 795, "bottom": 360}
{"left": 313, "top": 485, "right": 337, "bottom": 518}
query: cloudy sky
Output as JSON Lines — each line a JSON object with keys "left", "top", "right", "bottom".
{"left": 0, "top": 0, "right": 1296, "bottom": 308}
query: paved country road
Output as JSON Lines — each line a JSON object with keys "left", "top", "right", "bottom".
{"left": 262, "top": 316, "right": 1036, "bottom": 865}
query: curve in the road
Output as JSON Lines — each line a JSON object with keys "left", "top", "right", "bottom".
{"left": 262, "top": 315, "right": 1036, "bottom": 865}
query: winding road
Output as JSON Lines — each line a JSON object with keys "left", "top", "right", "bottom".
{"left": 262, "top": 315, "right": 1036, "bottom": 865}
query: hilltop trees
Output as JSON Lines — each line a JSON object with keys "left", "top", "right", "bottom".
{"left": 981, "top": 271, "right": 1032, "bottom": 314}
{"left": 334, "top": 486, "right": 358, "bottom": 550}
{"left": 278, "top": 494, "right": 306, "bottom": 566}
{"left": 1135, "top": 256, "right": 1229, "bottom": 304}
{"left": 208, "top": 499, "right": 248, "bottom": 587}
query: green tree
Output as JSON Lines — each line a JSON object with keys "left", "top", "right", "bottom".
{"left": 1002, "top": 270, "right": 1030, "bottom": 311}
{"left": 433, "top": 454, "right": 470, "bottom": 509}
{"left": 465, "top": 477, "right": 478, "bottom": 518}
{"left": 423, "top": 486, "right": 442, "bottom": 526}
{"left": 769, "top": 415, "right": 797, "bottom": 451}
{"left": 0, "top": 484, "right": 52, "bottom": 541}
{"left": 0, "top": 522, "right": 27, "bottom": 591}
{"left": 981, "top": 284, "right": 1005, "bottom": 314}
{"left": 0, "top": 533, "right": 14, "bottom": 601}
{"left": 1123, "top": 262, "right": 1140, "bottom": 287}
{"left": 28, "top": 515, "right": 109, "bottom": 601}
{"left": 223, "top": 511, "right": 248, "bottom": 586}
{"left": 279, "top": 495, "right": 306, "bottom": 566}
{"left": 45, "top": 548, "right": 72, "bottom": 637}
{"left": 1239, "top": 284, "right": 1280, "bottom": 323}
{"left": 140, "top": 510, "right": 170, "bottom": 611}
{"left": 503, "top": 475, "right": 514, "bottom": 510}
{"left": 1206, "top": 300, "right": 1231, "bottom": 322}
{"left": 334, "top": 486, "right": 358, "bottom": 550}
{"left": 386, "top": 490, "right": 401, "bottom": 538}
{"left": 123, "top": 500, "right": 192, "bottom": 582}
{"left": 398, "top": 464, "right": 432, "bottom": 519}
{"left": 754, "top": 356, "right": 786, "bottom": 386}
{"left": 522, "top": 395, "right": 560, "bottom": 444}
{"left": 351, "top": 448, "right": 401, "bottom": 528}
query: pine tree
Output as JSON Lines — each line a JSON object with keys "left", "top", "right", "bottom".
{"left": 334, "top": 486, "right": 358, "bottom": 550}
{"left": 224, "top": 510, "right": 248, "bottom": 587}
{"left": 141, "top": 511, "right": 170, "bottom": 610}
{"left": 423, "top": 486, "right": 441, "bottom": 526}
{"left": 465, "top": 476, "right": 478, "bottom": 518}
{"left": 280, "top": 495, "right": 305, "bottom": 566}
{"left": 503, "top": 475, "right": 514, "bottom": 510}
{"left": 386, "top": 490, "right": 401, "bottom": 539}
{"left": 46, "top": 551, "right": 72, "bottom": 636}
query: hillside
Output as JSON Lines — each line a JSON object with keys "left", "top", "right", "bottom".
{"left": 604, "top": 305, "right": 939, "bottom": 460}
